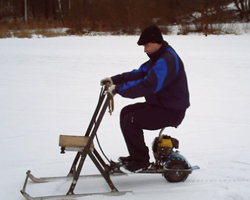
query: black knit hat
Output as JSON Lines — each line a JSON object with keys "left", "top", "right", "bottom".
{"left": 137, "top": 25, "right": 163, "bottom": 45}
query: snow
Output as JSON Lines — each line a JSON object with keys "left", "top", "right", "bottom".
{"left": 1, "top": 34, "right": 250, "bottom": 200}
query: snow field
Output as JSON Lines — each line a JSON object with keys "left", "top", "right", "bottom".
{"left": 0, "top": 35, "right": 250, "bottom": 199}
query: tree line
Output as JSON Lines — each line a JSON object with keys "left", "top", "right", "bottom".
{"left": 0, "top": 0, "right": 249, "bottom": 34}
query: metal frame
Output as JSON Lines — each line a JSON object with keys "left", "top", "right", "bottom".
{"left": 65, "top": 88, "right": 117, "bottom": 195}
{"left": 20, "top": 86, "right": 129, "bottom": 200}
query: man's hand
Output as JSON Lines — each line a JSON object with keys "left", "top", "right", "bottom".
{"left": 108, "top": 84, "right": 116, "bottom": 96}
{"left": 100, "top": 77, "right": 113, "bottom": 86}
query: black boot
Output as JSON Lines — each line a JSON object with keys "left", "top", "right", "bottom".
{"left": 125, "top": 160, "right": 150, "bottom": 172}
{"left": 118, "top": 156, "right": 132, "bottom": 165}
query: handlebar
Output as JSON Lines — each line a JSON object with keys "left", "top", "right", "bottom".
{"left": 102, "top": 83, "right": 114, "bottom": 115}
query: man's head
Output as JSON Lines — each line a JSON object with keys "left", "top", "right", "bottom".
{"left": 137, "top": 25, "right": 163, "bottom": 55}
{"left": 143, "top": 42, "right": 162, "bottom": 55}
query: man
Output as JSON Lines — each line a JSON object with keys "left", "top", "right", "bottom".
{"left": 101, "top": 25, "right": 190, "bottom": 172}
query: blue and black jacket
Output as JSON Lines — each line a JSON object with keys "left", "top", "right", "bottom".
{"left": 111, "top": 41, "right": 190, "bottom": 111}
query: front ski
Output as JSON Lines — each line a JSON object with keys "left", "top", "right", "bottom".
{"left": 21, "top": 170, "right": 131, "bottom": 200}
{"left": 21, "top": 189, "right": 130, "bottom": 200}
{"left": 27, "top": 170, "right": 126, "bottom": 183}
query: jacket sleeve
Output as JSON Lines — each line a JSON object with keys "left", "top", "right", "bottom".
{"left": 116, "top": 57, "right": 177, "bottom": 99}
{"left": 111, "top": 62, "right": 149, "bottom": 85}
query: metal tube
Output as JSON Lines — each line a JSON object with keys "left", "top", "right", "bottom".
{"left": 21, "top": 170, "right": 30, "bottom": 192}
{"left": 24, "top": 0, "right": 27, "bottom": 22}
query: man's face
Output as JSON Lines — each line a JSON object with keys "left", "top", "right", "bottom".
{"left": 143, "top": 42, "right": 162, "bottom": 55}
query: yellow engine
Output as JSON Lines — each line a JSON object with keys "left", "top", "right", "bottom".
{"left": 152, "top": 135, "right": 179, "bottom": 160}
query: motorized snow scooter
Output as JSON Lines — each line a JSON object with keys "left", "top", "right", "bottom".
{"left": 21, "top": 84, "right": 199, "bottom": 200}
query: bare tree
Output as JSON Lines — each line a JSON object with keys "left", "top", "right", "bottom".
{"left": 234, "top": 0, "right": 250, "bottom": 20}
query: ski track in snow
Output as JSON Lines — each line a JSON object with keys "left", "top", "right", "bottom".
{"left": 0, "top": 35, "right": 250, "bottom": 200}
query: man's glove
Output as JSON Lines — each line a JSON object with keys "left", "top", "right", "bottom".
{"left": 108, "top": 84, "right": 116, "bottom": 96}
{"left": 100, "top": 77, "right": 113, "bottom": 86}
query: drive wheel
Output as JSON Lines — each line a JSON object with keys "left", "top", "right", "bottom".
{"left": 163, "top": 157, "right": 190, "bottom": 182}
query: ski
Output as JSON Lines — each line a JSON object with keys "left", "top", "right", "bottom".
{"left": 21, "top": 170, "right": 131, "bottom": 200}
{"left": 21, "top": 189, "right": 131, "bottom": 200}
{"left": 27, "top": 170, "right": 126, "bottom": 183}
{"left": 27, "top": 165, "right": 199, "bottom": 184}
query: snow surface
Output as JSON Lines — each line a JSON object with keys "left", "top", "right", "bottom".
{"left": 1, "top": 35, "right": 250, "bottom": 200}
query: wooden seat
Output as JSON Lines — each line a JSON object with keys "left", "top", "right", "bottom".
{"left": 59, "top": 135, "right": 94, "bottom": 152}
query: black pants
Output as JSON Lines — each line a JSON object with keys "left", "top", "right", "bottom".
{"left": 120, "top": 102, "right": 185, "bottom": 162}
